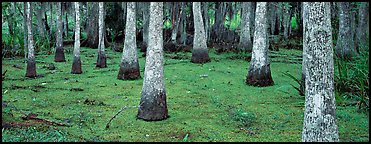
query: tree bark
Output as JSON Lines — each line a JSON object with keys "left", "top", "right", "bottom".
{"left": 245, "top": 2, "right": 274, "bottom": 87}
{"left": 239, "top": 2, "right": 253, "bottom": 53}
{"left": 96, "top": 2, "right": 107, "bottom": 68}
{"left": 202, "top": 2, "right": 209, "bottom": 42}
{"left": 23, "top": 2, "right": 28, "bottom": 62}
{"left": 72, "top": 2, "right": 82, "bottom": 74}
{"left": 137, "top": 2, "right": 168, "bottom": 121}
{"left": 356, "top": 2, "right": 369, "bottom": 52}
{"left": 26, "top": 2, "right": 36, "bottom": 78}
{"left": 85, "top": 3, "right": 99, "bottom": 48}
{"left": 36, "top": 2, "right": 46, "bottom": 40}
{"left": 191, "top": 2, "right": 210, "bottom": 63}
{"left": 302, "top": 2, "right": 339, "bottom": 142}
{"left": 171, "top": 2, "right": 181, "bottom": 43}
{"left": 118, "top": 2, "right": 140, "bottom": 80}
{"left": 54, "top": 2, "right": 66, "bottom": 62}
{"left": 335, "top": 2, "right": 355, "bottom": 60}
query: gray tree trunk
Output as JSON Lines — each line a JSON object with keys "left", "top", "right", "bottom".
{"left": 118, "top": 2, "right": 140, "bottom": 80}
{"left": 137, "top": 2, "right": 168, "bottom": 121}
{"left": 302, "top": 2, "right": 339, "bottom": 142}
{"left": 23, "top": 2, "right": 28, "bottom": 63}
{"left": 191, "top": 2, "right": 210, "bottom": 63}
{"left": 36, "top": 2, "right": 46, "bottom": 40}
{"left": 54, "top": 2, "right": 65, "bottom": 62}
{"left": 142, "top": 2, "right": 149, "bottom": 49}
{"left": 72, "top": 2, "right": 82, "bottom": 74}
{"left": 239, "top": 2, "right": 253, "bottom": 53}
{"left": 171, "top": 2, "right": 181, "bottom": 43}
{"left": 335, "top": 2, "right": 355, "bottom": 60}
{"left": 270, "top": 2, "right": 277, "bottom": 35}
{"left": 202, "top": 2, "right": 209, "bottom": 42}
{"left": 26, "top": 2, "right": 36, "bottom": 78}
{"left": 179, "top": 2, "right": 187, "bottom": 46}
{"left": 283, "top": 3, "right": 290, "bottom": 40}
{"left": 356, "top": 2, "right": 369, "bottom": 51}
{"left": 96, "top": 2, "right": 107, "bottom": 68}
{"left": 246, "top": 2, "right": 274, "bottom": 87}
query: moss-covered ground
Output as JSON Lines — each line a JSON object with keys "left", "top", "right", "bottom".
{"left": 1, "top": 47, "right": 369, "bottom": 142}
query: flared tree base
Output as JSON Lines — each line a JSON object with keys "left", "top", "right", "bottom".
{"left": 71, "top": 57, "right": 82, "bottom": 74}
{"left": 25, "top": 59, "right": 37, "bottom": 78}
{"left": 137, "top": 90, "right": 168, "bottom": 121}
{"left": 54, "top": 46, "right": 66, "bottom": 62}
{"left": 191, "top": 49, "right": 210, "bottom": 63}
{"left": 117, "top": 65, "right": 141, "bottom": 80}
{"left": 96, "top": 52, "right": 107, "bottom": 68}
{"left": 246, "top": 64, "right": 274, "bottom": 87}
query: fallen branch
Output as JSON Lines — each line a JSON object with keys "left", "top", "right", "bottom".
{"left": 2, "top": 70, "right": 7, "bottom": 80}
{"left": 105, "top": 105, "right": 139, "bottom": 129}
{"left": 21, "top": 113, "right": 70, "bottom": 127}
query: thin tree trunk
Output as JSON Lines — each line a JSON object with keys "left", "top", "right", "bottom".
{"left": 72, "top": 2, "right": 82, "bottom": 74}
{"left": 191, "top": 2, "right": 210, "bottom": 63}
{"left": 180, "top": 2, "right": 187, "bottom": 46}
{"left": 23, "top": 2, "right": 28, "bottom": 64}
{"left": 302, "top": 2, "right": 339, "bottom": 142}
{"left": 246, "top": 2, "right": 273, "bottom": 87}
{"left": 25, "top": 2, "right": 36, "bottom": 78}
{"left": 356, "top": 2, "right": 369, "bottom": 51}
{"left": 96, "top": 2, "right": 107, "bottom": 68}
{"left": 36, "top": 2, "right": 46, "bottom": 40}
{"left": 118, "top": 2, "right": 140, "bottom": 80}
{"left": 137, "top": 2, "right": 168, "bottom": 121}
{"left": 55, "top": 2, "right": 65, "bottom": 62}
{"left": 335, "top": 2, "right": 355, "bottom": 60}
{"left": 202, "top": 2, "right": 209, "bottom": 42}
{"left": 171, "top": 3, "right": 182, "bottom": 43}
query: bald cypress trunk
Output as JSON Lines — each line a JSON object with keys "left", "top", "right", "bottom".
{"left": 137, "top": 2, "right": 168, "bottom": 121}
{"left": 239, "top": 2, "right": 253, "bottom": 53}
{"left": 302, "top": 2, "right": 339, "bottom": 142}
{"left": 118, "top": 2, "right": 140, "bottom": 80}
{"left": 335, "top": 2, "right": 355, "bottom": 60}
{"left": 54, "top": 2, "right": 66, "bottom": 62}
{"left": 26, "top": 2, "right": 36, "bottom": 78}
{"left": 191, "top": 2, "right": 210, "bottom": 63}
{"left": 246, "top": 2, "right": 273, "bottom": 87}
{"left": 96, "top": 2, "right": 107, "bottom": 68}
{"left": 72, "top": 2, "right": 82, "bottom": 74}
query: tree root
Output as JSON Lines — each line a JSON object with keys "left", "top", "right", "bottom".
{"left": 105, "top": 105, "right": 139, "bottom": 129}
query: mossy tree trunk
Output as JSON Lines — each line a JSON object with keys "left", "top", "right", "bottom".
{"left": 302, "top": 2, "right": 339, "bottom": 142}
{"left": 26, "top": 2, "right": 36, "bottom": 78}
{"left": 118, "top": 2, "right": 140, "bottom": 80}
{"left": 54, "top": 2, "right": 66, "bottom": 62}
{"left": 239, "top": 2, "right": 253, "bottom": 53}
{"left": 137, "top": 2, "right": 168, "bottom": 121}
{"left": 191, "top": 2, "right": 210, "bottom": 63}
{"left": 96, "top": 2, "right": 107, "bottom": 68}
{"left": 72, "top": 2, "right": 82, "bottom": 74}
{"left": 335, "top": 2, "right": 355, "bottom": 60}
{"left": 245, "top": 2, "right": 274, "bottom": 87}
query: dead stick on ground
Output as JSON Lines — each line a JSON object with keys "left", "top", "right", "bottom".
{"left": 106, "top": 105, "right": 139, "bottom": 129}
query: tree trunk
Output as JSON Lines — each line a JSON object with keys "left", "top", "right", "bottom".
{"left": 302, "top": 2, "right": 339, "bottom": 142}
{"left": 63, "top": 3, "right": 68, "bottom": 38}
{"left": 23, "top": 2, "right": 28, "bottom": 63}
{"left": 96, "top": 2, "right": 107, "bottom": 68}
{"left": 356, "top": 2, "right": 369, "bottom": 51}
{"left": 171, "top": 2, "right": 181, "bottom": 43}
{"left": 118, "top": 2, "right": 140, "bottom": 80}
{"left": 142, "top": 2, "right": 150, "bottom": 50}
{"left": 202, "top": 2, "right": 209, "bottom": 42}
{"left": 179, "top": 2, "right": 187, "bottom": 46}
{"left": 335, "top": 2, "right": 355, "bottom": 60}
{"left": 36, "top": 2, "right": 46, "bottom": 40}
{"left": 245, "top": 2, "right": 274, "bottom": 87}
{"left": 269, "top": 2, "right": 277, "bottom": 35}
{"left": 239, "top": 2, "right": 253, "bottom": 53}
{"left": 191, "top": 2, "right": 210, "bottom": 63}
{"left": 55, "top": 2, "right": 66, "bottom": 62}
{"left": 137, "top": 2, "right": 168, "bottom": 121}
{"left": 26, "top": 2, "right": 36, "bottom": 78}
{"left": 85, "top": 3, "right": 99, "bottom": 48}
{"left": 283, "top": 3, "right": 291, "bottom": 40}
{"left": 72, "top": 2, "right": 82, "bottom": 74}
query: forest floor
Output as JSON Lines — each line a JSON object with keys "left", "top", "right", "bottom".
{"left": 1, "top": 47, "right": 369, "bottom": 142}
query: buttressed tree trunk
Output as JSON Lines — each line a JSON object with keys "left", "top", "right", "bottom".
{"left": 26, "top": 2, "right": 36, "bottom": 78}
{"left": 55, "top": 2, "right": 66, "bottom": 62}
{"left": 137, "top": 2, "right": 168, "bottom": 121}
{"left": 191, "top": 2, "right": 210, "bottom": 63}
{"left": 96, "top": 2, "right": 107, "bottom": 68}
{"left": 239, "top": 2, "right": 253, "bottom": 53}
{"left": 246, "top": 2, "right": 273, "bottom": 87}
{"left": 335, "top": 2, "right": 355, "bottom": 60}
{"left": 118, "top": 2, "right": 140, "bottom": 80}
{"left": 302, "top": 2, "right": 339, "bottom": 142}
{"left": 72, "top": 2, "right": 82, "bottom": 74}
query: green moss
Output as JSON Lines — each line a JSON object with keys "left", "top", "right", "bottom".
{"left": 1, "top": 47, "right": 368, "bottom": 142}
